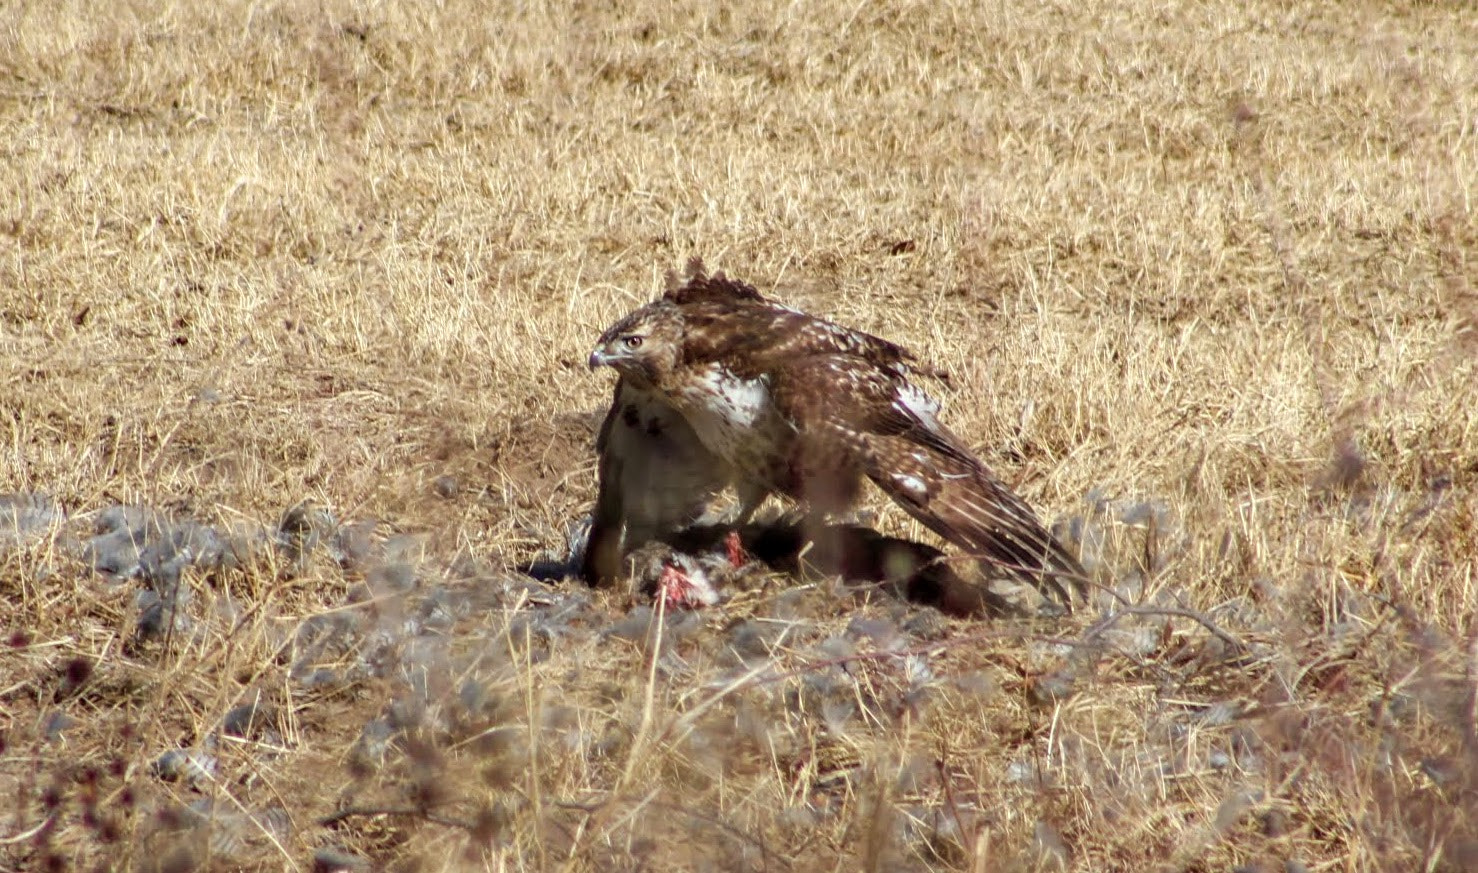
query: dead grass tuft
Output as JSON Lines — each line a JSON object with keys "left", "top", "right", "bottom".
{"left": 2, "top": 0, "right": 1476, "bottom": 869}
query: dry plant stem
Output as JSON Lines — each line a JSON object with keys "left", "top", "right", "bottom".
{"left": 1465, "top": 623, "right": 1478, "bottom": 753}
{"left": 558, "top": 597, "right": 670, "bottom": 870}
{"left": 643, "top": 800, "right": 791, "bottom": 872}
{"left": 617, "top": 594, "right": 668, "bottom": 794}
{"left": 1, "top": 0, "right": 1474, "bottom": 869}
{"left": 0, "top": 816, "right": 55, "bottom": 846}
{"left": 1244, "top": 145, "right": 1352, "bottom": 467}
{"left": 1083, "top": 605, "right": 1247, "bottom": 655}
{"left": 936, "top": 745, "right": 980, "bottom": 857}
{"left": 517, "top": 616, "right": 547, "bottom": 872}
{"left": 318, "top": 806, "right": 475, "bottom": 831}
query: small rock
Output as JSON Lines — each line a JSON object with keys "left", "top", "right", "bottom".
{"left": 135, "top": 588, "right": 193, "bottom": 640}
{"left": 0, "top": 492, "right": 63, "bottom": 551}
{"left": 1032, "top": 820, "right": 1070, "bottom": 870}
{"left": 845, "top": 616, "right": 901, "bottom": 649}
{"left": 278, "top": 501, "right": 338, "bottom": 565}
{"left": 314, "top": 848, "right": 371, "bottom": 872}
{"left": 42, "top": 711, "right": 78, "bottom": 742}
{"left": 366, "top": 562, "right": 417, "bottom": 596}
{"left": 223, "top": 696, "right": 277, "bottom": 738}
{"left": 901, "top": 608, "right": 946, "bottom": 642}
{"left": 153, "top": 749, "right": 219, "bottom": 787}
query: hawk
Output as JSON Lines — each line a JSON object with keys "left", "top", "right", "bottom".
{"left": 583, "top": 263, "right": 1086, "bottom": 606}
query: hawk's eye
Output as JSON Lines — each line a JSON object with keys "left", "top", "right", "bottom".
{"left": 622, "top": 336, "right": 644, "bottom": 350}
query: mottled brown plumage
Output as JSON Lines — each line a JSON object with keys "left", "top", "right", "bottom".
{"left": 585, "top": 261, "right": 1086, "bottom": 605}
{"left": 581, "top": 378, "right": 731, "bottom": 584}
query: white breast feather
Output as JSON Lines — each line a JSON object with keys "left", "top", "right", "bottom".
{"left": 679, "top": 364, "right": 771, "bottom": 460}
{"left": 706, "top": 366, "right": 766, "bottom": 427}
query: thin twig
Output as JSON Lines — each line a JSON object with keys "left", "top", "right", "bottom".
{"left": 1084, "top": 605, "right": 1245, "bottom": 654}
{"left": 553, "top": 798, "right": 792, "bottom": 871}
{"left": 0, "top": 815, "right": 55, "bottom": 845}
{"left": 317, "top": 805, "right": 475, "bottom": 830}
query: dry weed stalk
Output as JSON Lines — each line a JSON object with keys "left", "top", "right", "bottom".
{"left": 1, "top": 0, "right": 1475, "bottom": 870}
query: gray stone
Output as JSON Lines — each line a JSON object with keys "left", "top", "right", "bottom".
{"left": 153, "top": 749, "right": 219, "bottom": 787}
{"left": 313, "top": 848, "right": 371, "bottom": 872}
{"left": 223, "top": 697, "right": 276, "bottom": 738}
{"left": 135, "top": 587, "right": 194, "bottom": 639}
{"left": 0, "top": 492, "right": 63, "bottom": 551}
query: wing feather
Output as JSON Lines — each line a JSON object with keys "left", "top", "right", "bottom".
{"left": 771, "top": 353, "right": 1085, "bottom": 605}
{"left": 861, "top": 434, "right": 1087, "bottom": 604}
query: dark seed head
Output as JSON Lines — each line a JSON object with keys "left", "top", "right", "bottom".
{"left": 41, "top": 784, "right": 64, "bottom": 811}
{"left": 62, "top": 657, "right": 94, "bottom": 692}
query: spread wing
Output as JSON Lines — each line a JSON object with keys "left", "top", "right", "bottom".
{"left": 769, "top": 354, "right": 1086, "bottom": 605}
{"left": 581, "top": 379, "right": 733, "bottom": 584}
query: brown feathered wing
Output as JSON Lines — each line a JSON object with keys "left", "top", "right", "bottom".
{"left": 769, "top": 354, "right": 1086, "bottom": 604}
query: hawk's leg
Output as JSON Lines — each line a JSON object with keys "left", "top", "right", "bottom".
{"left": 798, "top": 509, "right": 838, "bottom": 561}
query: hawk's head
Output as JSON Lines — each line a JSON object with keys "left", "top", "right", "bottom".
{"left": 589, "top": 302, "right": 683, "bottom": 387}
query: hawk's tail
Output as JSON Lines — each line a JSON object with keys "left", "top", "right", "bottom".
{"left": 866, "top": 440, "right": 1088, "bottom": 607}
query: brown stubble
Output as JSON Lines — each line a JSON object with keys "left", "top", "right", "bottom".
{"left": 1, "top": 0, "right": 1476, "bottom": 870}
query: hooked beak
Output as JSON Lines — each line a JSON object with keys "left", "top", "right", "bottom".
{"left": 587, "top": 348, "right": 609, "bottom": 370}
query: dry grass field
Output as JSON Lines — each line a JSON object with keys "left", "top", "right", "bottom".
{"left": 2, "top": 0, "right": 1477, "bottom": 869}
